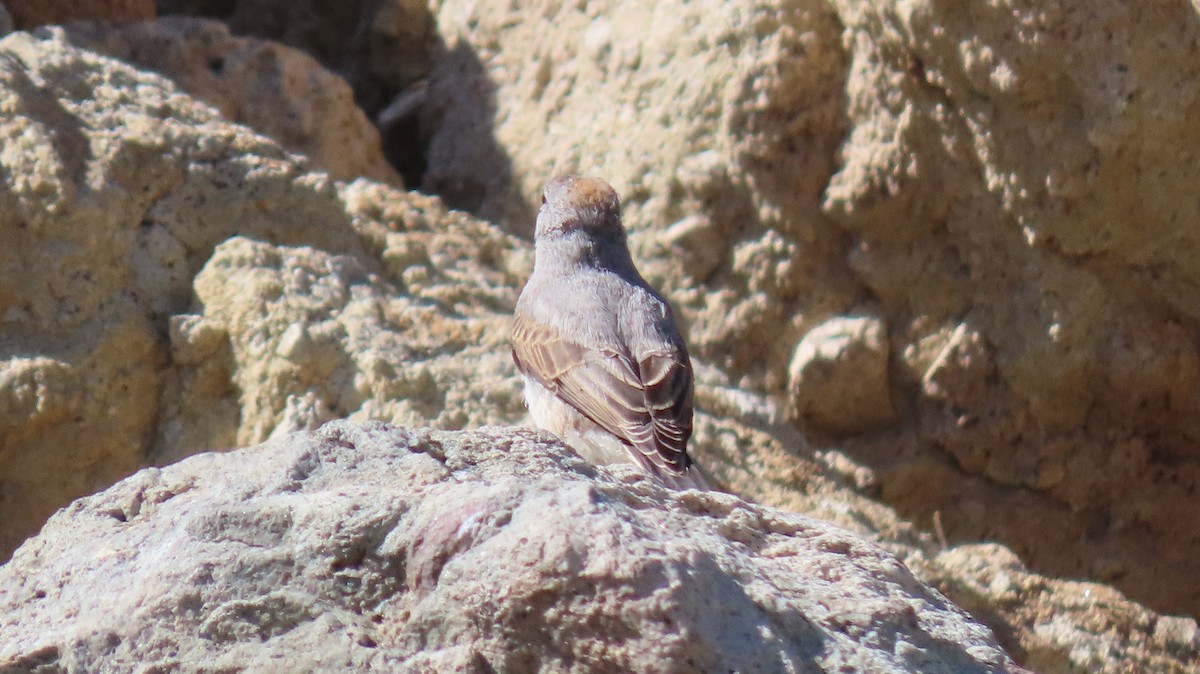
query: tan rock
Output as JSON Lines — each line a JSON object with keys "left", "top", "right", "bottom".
{"left": 157, "top": 0, "right": 434, "bottom": 126}
{"left": 60, "top": 18, "right": 402, "bottom": 186}
{"left": 176, "top": 230, "right": 519, "bottom": 456}
{"left": 829, "top": 1, "right": 1200, "bottom": 617}
{"left": 0, "top": 29, "right": 521, "bottom": 560}
{"left": 787, "top": 315, "right": 896, "bottom": 435}
{"left": 924, "top": 544, "right": 1200, "bottom": 674}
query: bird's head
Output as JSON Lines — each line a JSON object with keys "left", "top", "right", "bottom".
{"left": 535, "top": 174, "right": 626, "bottom": 243}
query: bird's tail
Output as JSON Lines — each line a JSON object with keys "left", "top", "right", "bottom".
{"left": 659, "top": 464, "right": 711, "bottom": 491}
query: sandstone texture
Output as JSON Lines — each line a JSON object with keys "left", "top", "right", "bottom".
{"left": 0, "top": 422, "right": 1026, "bottom": 673}
{"left": 61, "top": 17, "right": 402, "bottom": 185}
{"left": 412, "top": 0, "right": 1200, "bottom": 623}
{"left": 924, "top": 544, "right": 1200, "bottom": 674}
{"left": 0, "top": 28, "right": 522, "bottom": 558}
{"left": 0, "top": 3, "right": 1198, "bottom": 673}
{"left": 156, "top": 0, "right": 436, "bottom": 161}
{"left": 159, "top": 0, "right": 436, "bottom": 104}
{"left": 787, "top": 315, "right": 896, "bottom": 435}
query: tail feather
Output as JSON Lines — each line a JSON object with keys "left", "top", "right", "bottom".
{"left": 655, "top": 463, "right": 711, "bottom": 491}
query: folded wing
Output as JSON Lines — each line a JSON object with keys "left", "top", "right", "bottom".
{"left": 512, "top": 312, "right": 693, "bottom": 475}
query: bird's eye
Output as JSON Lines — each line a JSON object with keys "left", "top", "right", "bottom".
{"left": 541, "top": 194, "right": 547, "bottom": 205}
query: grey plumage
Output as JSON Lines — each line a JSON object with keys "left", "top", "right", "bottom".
{"left": 511, "top": 174, "right": 707, "bottom": 489}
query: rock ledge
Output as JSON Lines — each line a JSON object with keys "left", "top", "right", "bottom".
{"left": 0, "top": 421, "right": 1023, "bottom": 673}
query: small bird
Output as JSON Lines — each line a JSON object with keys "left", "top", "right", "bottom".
{"left": 512, "top": 174, "right": 708, "bottom": 490}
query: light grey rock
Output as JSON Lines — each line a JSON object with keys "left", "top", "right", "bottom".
{"left": 0, "top": 421, "right": 1026, "bottom": 673}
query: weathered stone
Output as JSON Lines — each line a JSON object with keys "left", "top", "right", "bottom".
{"left": 156, "top": 0, "right": 435, "bottom": 118}
{"left": 923, "top": 544, "right": 1200, "bottom": 674}
{"left": 788, "top": 315, "right": 896, "bottom": 435}
{"left": 0, "top": 422, "right": 1028, "bottom": 674}
{"left": 60, "top": 17, "right": 402, "bottom": 185}
{"left": 0, "top": 29, "right": 522, "bottom": 561}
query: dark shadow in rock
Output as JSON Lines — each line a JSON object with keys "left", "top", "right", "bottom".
{"left": 417, "top": 38, "right": 524, "bottom": 230}
{"left": 157, "top": 0, "right": 438, "bottom": 187}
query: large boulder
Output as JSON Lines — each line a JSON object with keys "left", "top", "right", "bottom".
{"left": 0, "top": 421, "right": 1027, "bottom": 673}
{"left": 59, "top": 17, "right": 402, "bottom": 186}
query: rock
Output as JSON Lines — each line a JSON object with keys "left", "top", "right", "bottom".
{"left": 924, "top": 544, "right": 1200, "bottom": 674}
{"left": 60, "top": 17, "right": 402, "bottom": 186}
{"left": 788, "top": 315, "right": 897, "bottom": 435}
{"left": 156, "top": 0, "right": 435, "bottom": 118}
{"left": 0, "top": 29, "right": 522, "bottom": 560}
{"left": 415, "top": 0, "right": 1200, "bottom": 621}
{"left": 828, "top": 1, "right": 1200, "bottom": 617}
{"left": 0, "top": 421, "right": 1028, "bottom": 673}
{"left": 3, "top": 0, "right": 152, "bottom": 29}
{"left": 153, "top": 0, "right": 436, "bottom": 183}
{"left": 0, "top": 5, "right": 1197, "bottom": 674}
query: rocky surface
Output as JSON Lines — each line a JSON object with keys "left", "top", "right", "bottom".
{"left": 0, "top": 28, "right": 522, "bottom": 558}
{"left": 62, "top": 17, "right": 402, "bottom": 185}
{"left": 416, "top": 0, "right": 1200, "bottom": 621}
{"left": 0, "top": 422, "right": 1027, "bottom": 673}
{"left": 0, "top": 3, "right": 1197, "bottom": 673}
{"left": 923, "top": 544, "right": 1200, "bottom": 674}
{"left": 156, "top": 0, "right": 436, "bottom": 175}
{"left": 158, "top": 0, "right": 435, "bottom": 107}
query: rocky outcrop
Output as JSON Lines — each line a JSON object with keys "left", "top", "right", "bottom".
{"left": 0, "top": 5, "right": 1198, "bottom": 673}
{"left": 0, "top": 28, "right": 522, "bottom": 558}
{"left": 415, "top": 0, "right": 1200, "bottom": 621}
{"left": 156, "top": 0, "right": 436, "bottom": 132}
{"left": 0, "top": 422, "right": 1027, "bottom": 673}
{"left": 924, "top": 544, "right": 1200, "bottom": 674}
{"left": 61, "top": 18, "right": 402, "bottom": 186}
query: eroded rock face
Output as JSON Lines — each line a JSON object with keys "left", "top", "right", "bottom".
{"left": 154, "top": 0, "right": 438, "bottom": 184}
{"left": 0, "top": 422, "right": 1027, "bottom": 674}
{"left": 60, "top": 18, "right": 402, "bottom": 186}
{"left": 417, "top": 0, "right": 1200, "bottom": 619}
{"left": 923, "top": 544, "right": 1200, "bottom": 674}
{"left": 829, "top": 2, "right": 1200, "bottom": 618}
{"left": 0, "top": 29, "right": 523, "bottom": 558}
{"left": 0, "top": 5, "right": 1197, "bottom": 674}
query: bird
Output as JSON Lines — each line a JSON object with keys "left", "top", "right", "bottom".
{"left": 511, "top": 174, "right": 708, "bottom": 490}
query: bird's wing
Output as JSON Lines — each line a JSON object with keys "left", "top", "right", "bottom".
{"left": 633, "top": 348, "right": 694, "bottom": 472}
{"left": 511, "top": 311, "right": 693, "bottom": 475}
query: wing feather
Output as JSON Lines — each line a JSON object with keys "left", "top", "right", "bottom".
{"left": 512, "top": 311, "right": 693, "bottom": 476}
